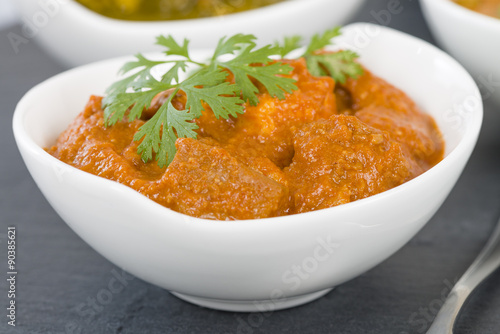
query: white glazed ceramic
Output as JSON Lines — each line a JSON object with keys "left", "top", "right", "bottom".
{"left": 13, "top": 23, "right": 482, "bottom": 312}
{"left": 420, "top": 0, "right": 500, "bottom": 106}
{"left": 15, "top": 0, "right": 366, "bottom": 67}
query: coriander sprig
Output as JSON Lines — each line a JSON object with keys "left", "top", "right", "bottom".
{"left": 275, "top": 27, "right": 364, "bottom": 84}
{"left": 102, "top": 27, "right": 363, "bottom": 168}
{"left": 102, "top": 34, "right": 296, "bottom": 167}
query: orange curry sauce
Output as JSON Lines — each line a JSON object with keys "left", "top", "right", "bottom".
{"left": 48, "top": 58, "right": 444, "bottom": 220}
{"left": 454, "top": 0, "right": 500, "bottom": 18}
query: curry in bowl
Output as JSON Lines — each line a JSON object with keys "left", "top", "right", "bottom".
{"left": 454, "top": 0, "right": 500, "bottom": 18}
{"left": 47, "top": 29, "right": 444, "bottom": 220}
{"left": 13, "top": 22, "right": 481, "bottom": 311}
{"left": 75, "top": 0, "right": 285, "bottom": 21}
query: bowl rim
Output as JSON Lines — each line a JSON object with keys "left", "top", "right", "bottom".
{"left": 421, "top": 0, "right": 500, "bottom": 30}
{"left": 65, "top": 0, "right": 327, "bottom": 27}
{"left": 12, "top": 22, "right": 483, "bottom": 227}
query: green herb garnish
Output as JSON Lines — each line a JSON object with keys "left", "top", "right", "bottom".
{"left": 103, "top": 34, "right": 295, "bottom": 167}
{"left": 275, "top": 27, "right": 364, "bottom": 84}
{"left": 102, "top": 27, "right": 362, "bottom": 167}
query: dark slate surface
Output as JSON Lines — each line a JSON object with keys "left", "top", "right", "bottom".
{"left": 1, "top": 0, "right": 500, "bottom": 333}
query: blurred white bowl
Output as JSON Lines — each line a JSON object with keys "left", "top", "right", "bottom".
{"left": 16, "top": 0, "right": 366, "bottom": 67}
{"left": 13, "top": 23, "right": 482, "bottom": 312}
{"left": 0, "top": 0, "right": 19, "bottom": 30}
{"left": 421, "top": 0, "right": 500, "bottom": 106}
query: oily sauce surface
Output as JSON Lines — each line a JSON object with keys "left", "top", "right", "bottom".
{"left": 75, "top": 0, "right": 284, "bottom": 21}
{"left": 48, "top": 59, "right": 444, "bottom": 220}
{"left": 454, "top": 0, "right": 500, "bottom": 18}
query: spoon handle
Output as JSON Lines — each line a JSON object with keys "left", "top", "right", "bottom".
{"left": 426, "top": 217, "right": 500, "bottom": 334}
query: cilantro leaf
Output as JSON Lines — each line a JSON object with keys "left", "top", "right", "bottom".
{"left": 212, "top": 34, "right": 256, "bottom": 60}
{"left": 103, "top": 28, "right": 359, "bottom": 167}
{"left": 305, "top": 26, "right": 342, "bottom": 54}
{"left": 302, "top": 27, "right": 363, "bottom": 83}
{"left": 306, "top": 50, "right": 363, "bottom": 84}
{"left": 156, "top": 35, "right": 190, "bottom": 58}
{"left": 275, "top": 35, "right": 302, "bottom": 58}
{"left": 104, "top": 89, "right": 162, "bottom": 126}
{"left": 161, "top": 61, "right": 188, "bottom": 85}
{"left": 103, "top": 54, "right": 172, "bottom": 126}
{"left": 181, "top": 69, "right": 243, "bottom": 119}
{"left": 134, "top": 98, "right": 199, "bottom": 167}
{"left": 221, "top": 44, "right": 295, "bottom": 105}
{"left": 274, "top": 26, "right": 364, "bottom": 84}
{"left": 103, "top": 33, "right": 297, "bottom": 166}
{"left": 242, "top": 62, "right": 297, "bottom": 100}
{"left": 119, "top": 54, "right": 165, "bottom": 75}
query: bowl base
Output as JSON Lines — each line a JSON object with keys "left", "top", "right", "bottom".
{"left": 170, "top": 288, "right": 333, "bottom": 312}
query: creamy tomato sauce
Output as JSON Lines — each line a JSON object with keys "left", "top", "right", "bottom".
{"left": 454, "top": 0, "right": 500, "bottom": 18}
{"left": 48, "top": 58, "right": 444, "bottom": 220}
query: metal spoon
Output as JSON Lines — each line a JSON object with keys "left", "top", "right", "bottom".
{"left": 426, "top": 216, "right": 500, "bottom": 334}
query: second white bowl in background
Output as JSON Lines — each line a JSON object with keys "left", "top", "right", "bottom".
{"left": 15, "top": 0, "right": 366, "bottom": 67}
{"left": 421, "top": 0, "right": 500, "bottom": 106}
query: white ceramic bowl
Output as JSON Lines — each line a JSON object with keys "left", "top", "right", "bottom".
{"left": 420, "top": 0, "right": 500, "bottom": 106}
{"left": 13, "top": 23, "right": 482, "bottom": 312}
{"left": 15, "top": 0, "right": 366, "bottom": 68}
